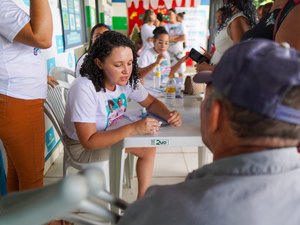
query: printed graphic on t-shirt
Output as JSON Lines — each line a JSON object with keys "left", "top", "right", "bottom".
{"left": 168, "top": 25, "right": 183, "bottom": 37}
{"left": 156, "top": 56, "right": 171, "bottom": 84}
{"left": 105, "top": 93, "right": 127, "bottom": 128}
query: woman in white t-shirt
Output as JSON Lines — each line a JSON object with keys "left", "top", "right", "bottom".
{"left": 0, "top": 0, "right": 52, "bottom": 192}
{"left": 140, "top": 9, "right": 156, "bottom": 53}
{"left": 138, "top": 27, "right": 187, "bottom": 85}
{"left": 64, "top": 31, "right": 182, "bottom": 198}
{"left": 75, "top": 23, "right": 111, "bottom": 77}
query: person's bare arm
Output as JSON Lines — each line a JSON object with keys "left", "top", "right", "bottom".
{"left": 275, "top": 4, "right": 300, "bottom": 51}
{"left": 228, "top": 16, "right": 250, "bottom": 43}
{"left": 169, "top": 55, "right": 188, "bottom": 77}
{"left": 194, "top": 62, "right": 215, "bottom": 73}
{"left": 169, "top": 35, "right": 185, "bottom": 42}
{"left": 140, "top": 94, "right": 182, "bottom": 127}
{"left": 14, "top": 0, "right": 53, "bottom": 48}
{"left": 139, "top": 53, "right": 165, "bottom": 78}
{"left": 75, "top": 117, "right": 160, "bottom": 150}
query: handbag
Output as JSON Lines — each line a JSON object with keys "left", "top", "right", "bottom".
{"left": 184, "top": 75, "right": 206, "bottom": 95}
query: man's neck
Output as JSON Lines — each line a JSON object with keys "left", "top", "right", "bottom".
{"left": 213, "top": 137, "right": 298, "bottom": 161}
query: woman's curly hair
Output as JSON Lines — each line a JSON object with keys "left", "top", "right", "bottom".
{"left": 218, "top": 0, "right": 256, "bottom": 31}
{"left": 80, "top": 31, "right": 139, "bottom": 92}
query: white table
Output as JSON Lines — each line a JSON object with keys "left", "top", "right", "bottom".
{"left": 109, "top": 97, "right": 211, "bottom": 198}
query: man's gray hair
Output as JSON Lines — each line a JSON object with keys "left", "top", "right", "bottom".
{"left": 205, "top": 86, "right": 300, "bottom": 140}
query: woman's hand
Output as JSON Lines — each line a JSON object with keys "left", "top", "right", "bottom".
{"left": 47, "top": 76, "right": 59, "bottom": 88}
{"left": 200, "top": 47, "right": 212, "bottom": 59}
{"left": 194, "top": 62, "right": 214, "bottom": 73}
{"left": 155, "top": 53, "right": 165, "bottom": 65}
{"left": 133, "top": 117, "right": 161, "bottom": 135}
{"left": 179, "top": 55, "right": 189, "bottom": 64}
{"left": 167, "top": 111, "right": 182, "bottom": 127}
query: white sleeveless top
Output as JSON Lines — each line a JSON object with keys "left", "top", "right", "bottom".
{"left": 211, "top": 12, "right": 247, "bottom": 65}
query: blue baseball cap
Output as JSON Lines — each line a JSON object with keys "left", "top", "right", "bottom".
{"left": 193, "top": 39, "right": 300, "bottom": 125}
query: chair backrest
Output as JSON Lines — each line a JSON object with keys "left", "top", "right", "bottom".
{"left": 45, "top": 82, "right": 78, "bottom": 164}
{"left": 50, "top": 66, "right": 76, "bottom": 84}
{"left": 0, "top": 168, "right": 127, "bottom": 225}
{"left": 46, "top": 80, "right": 69, "bottom": 130}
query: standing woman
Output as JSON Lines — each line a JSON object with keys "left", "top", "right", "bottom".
{"left": 164, "top": 8, "right": 186, "bottom": 78}
{"left": 64, "top": 31, "right": 181, "bottom": 198}
{"left": 195, "top": 0, "right": 256, "bottom": 72}
{"left": 0, "top": 0, "right": 53, "bottom": 192}
{"left": 140, "top": 9, "right": 157, "bottom": 52}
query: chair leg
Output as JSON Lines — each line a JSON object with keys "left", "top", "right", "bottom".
{"left": 63, "top": 153, "right": 68, "bottom": 177}
{"left": 128, "top": 153, "right": 134, "bottom": 181}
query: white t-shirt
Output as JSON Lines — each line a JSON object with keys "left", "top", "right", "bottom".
{"left": 138, "top": 48, "right": 171, "bottom": 84}
{"left": 141, "top": 23, "right": 155, "bottom": 51}
{"left": 0, "top": 0, "right": 47, "bottom": 99}
{"left": 75, "top": 53, "right": 87, "bottom": 77}
{"left": 164, "top": 22, "right": 186, "bottom": 54}
{"left": 64, "top": 76, "right": 149, "bottom": 140}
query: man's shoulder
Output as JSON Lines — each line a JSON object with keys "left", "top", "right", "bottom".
{"left": 118, "top": 183, "right": 197, "bottom": 225}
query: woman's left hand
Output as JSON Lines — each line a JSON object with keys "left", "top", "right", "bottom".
{"left": 167, "top": 111, "right": 182, "bottom": 127}
{"left": 194, "top": 62, "right": 214, "bottom": 73}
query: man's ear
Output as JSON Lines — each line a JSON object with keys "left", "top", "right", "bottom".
{"left": 208, "top": 100, "right": 222, "bottom": 133}
{"left": 94, "top": 58, "right": 103, "bottom": 69}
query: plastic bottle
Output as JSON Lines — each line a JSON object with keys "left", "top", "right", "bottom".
{"left": 141, "top": 107, "right": 148, "bottom": 118}
{"left": 153, "top": 64, "right": 161, "bottom": 89}
{"left": 165, "top": 76, "right": 176, "bottom": 107}
{"left": 174, "top": 74, "right": 182, "bottom": 98}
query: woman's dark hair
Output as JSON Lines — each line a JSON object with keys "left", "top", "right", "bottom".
{"left": 153, "top": 26, "right": 168, "bottom": 39}
{"left": 216, "top": 6, "right": 227, "bottom": 28}
{"left": 80, "top": 31, "right": 139, "bottom": 92}
{"left": 177, "top": 12, "right": 185, "bottom": 19}
{"left": 108, "top": 99, "right": 114, "bottom": 107}
{"left": 219, "top": 0, "right": 256, "bottom": 31}
{"left": 168, "top": 8, "right": 177, "bottom": 14}
{"left": 157, "top": 12, "right": 164, "bottom": 22}
{"left": 88, "top": 23, "right": 111, "bottom": 51}
{"left": 143, "top": 9, "right": 154, "bottom": 24}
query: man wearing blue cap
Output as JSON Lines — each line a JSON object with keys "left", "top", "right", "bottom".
{"left": 118, "top": 39, "right": 300, "bottom": 225}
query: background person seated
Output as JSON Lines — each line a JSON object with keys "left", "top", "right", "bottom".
{"left": 118, "top": 39, "right": 300, "bottom": 225}
{"left": 75, "top": 23, "right": 110, "bottom": 77}
{"left": 138, "top": 27, "right": 187, "bottom": 86}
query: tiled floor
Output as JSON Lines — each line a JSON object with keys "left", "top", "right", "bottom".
{"left": 44, "top": 146, "right": 206, "bottom": 203}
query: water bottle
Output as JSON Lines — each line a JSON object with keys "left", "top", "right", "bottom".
{"left": 153, "top": 64, "right": 161, "bottom": 89}
{"left": 165, "top": 76, "right": 176, "bottom": 107}
{"left": 174, "top": 74, "right": 182, "bottom": 98}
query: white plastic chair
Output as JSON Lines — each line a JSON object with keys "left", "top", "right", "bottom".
{"left": 0, "top": 168, "right": 128, "bottom": 225}
{"left": 50, "top": 66, "right": 76, "bottom": 83}
{"left": 45, "top": 82, "right": 110, "bottom": 191}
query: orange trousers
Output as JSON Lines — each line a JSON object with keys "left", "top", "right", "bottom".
{"left": 0, "top": 94, "right": 45, "bottom": 192}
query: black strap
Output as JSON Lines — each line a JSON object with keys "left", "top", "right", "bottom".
{"left": 273, "top": 0, "right": 300, "bottom": 39}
